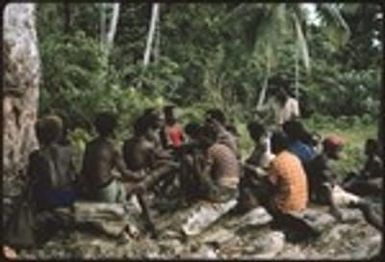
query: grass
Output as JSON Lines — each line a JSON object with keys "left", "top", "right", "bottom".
{"left": 236, "top": 115, "right": 378, "bottom": 180}
{"left": 303, "top": 116, "right": 377, "bottom": 179}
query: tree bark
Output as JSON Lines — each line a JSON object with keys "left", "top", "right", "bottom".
{"left": 153, "top": 7, "right": 161, "bottom": 63}
{"left": 106, "top": 3, "right": 120, "bottom": 55}
{"left": 256, "top": 56, "right": 271, "bottom": 110}
{"left": 143, "top": 3, "right": 159, "bottom": 67}
{"left": 294, "top": 42, "right": 300, "bottom": 99}
{"left": 3, "top": 3, "right": 40, "bottom": 178}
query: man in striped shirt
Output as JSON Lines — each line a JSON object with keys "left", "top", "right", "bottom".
{"left": 178, "top": 124, "right": 240, "bottom": 236}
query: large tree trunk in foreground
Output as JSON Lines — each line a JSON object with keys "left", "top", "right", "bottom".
{"left": 3, "top": 3, "right": 40, "bottom": 178}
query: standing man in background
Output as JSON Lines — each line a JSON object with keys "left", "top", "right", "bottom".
{"left": 256, "top": 76, "right": 300, "bottom": 129}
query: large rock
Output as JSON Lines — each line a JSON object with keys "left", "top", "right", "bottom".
{"left": 3, "top": 3, "right": 40, "bottom": 178}
{"left": 74, "top": 202, "right": 141, "bottom": 238}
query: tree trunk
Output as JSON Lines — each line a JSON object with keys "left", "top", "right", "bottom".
{"left": 3, "top": 3, "right": 40, "bottom": 178}
{"left": 378, "top": 23, "right": 384, "bottom": 159}
{"left": 143, "top": 3, "right": 159, "bottom": 67}
{"left": 153, "top": 6, "right": 161, "bottom": 63}
{"left": 256, "top": 60, "right": 271, "bottom": 110}
{"left": 106, "top": 3, "right": 120, "bottom": 55}
{"left": 64, "top": 2, "right": 71, "bottom": 34}
{"left": 294, "top": 42, "right": 300, "bottom": 99}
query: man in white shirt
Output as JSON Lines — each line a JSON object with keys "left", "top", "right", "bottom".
{"left": 256, "top": 79, "right": 300, "bottom": 128}
{"left": 273, "top": 86, "right": 300, "bottom": 125}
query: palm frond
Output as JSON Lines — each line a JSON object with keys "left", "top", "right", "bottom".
{"left": 340, "top": 3, "right": 361, "bottom": 15}
{"left": 222, "top": 3, "right": 264, "bottom": 23}
{"left": 316, "top": 3, "right": 351, "bottom": 48}
{"left": 253, "top": 5, "right": 287, "bottom": 59}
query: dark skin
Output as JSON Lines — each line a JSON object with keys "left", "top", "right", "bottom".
{"left": 122, "top": 120, "right": 179, "bottom": 238}
{"left": 177, "top": 124, "right": 206, "bottom": 202}
{"left": 316, "top": 146, "right": 382, "bottom": 230}
{"left": 362, "top": 140, "right": 382, "bottom": 178}
{"left": 29, "top": 116, "right": 78, "bottom": 210}
{"left": 82, "top": 136, "right": 143, "bottom": 188}
{"left": 192, "top": 126, "right": 240, "bottom": 203}
{"left": 275, "top": 88, "right": 289, "bottom": 105}
{"left": 342, "top": 140, "right": 382, "bottom": 197}
{"left": 237, "top": 124, "right": 271, "bottom": 212}
{"left": 123, "top": 136, "right": 157, "bottom": 172}
{"left": 122, "top": 132, "right": 158, "bottom": 237}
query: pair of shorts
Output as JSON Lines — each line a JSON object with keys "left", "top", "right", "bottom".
{"left": 89, "top": 179, "right": 126, "bottom": 203}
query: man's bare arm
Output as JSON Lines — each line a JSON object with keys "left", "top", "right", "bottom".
{"left": 114, "top": 150, "right": 145, "bottom": 182}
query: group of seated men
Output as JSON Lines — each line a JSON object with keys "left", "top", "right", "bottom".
{"left": 26, "top": 103, "right": 383, "bottom": 242}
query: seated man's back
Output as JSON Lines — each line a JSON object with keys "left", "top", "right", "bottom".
{"left": 268, "top": 132, "right": 308, "bottom": 214}
{"left": 208, "top": 143, "right": 240, "bottom": 191}
{"left": 82, "top": 137, "right": 118, "bottom": 188}
{"left": 28, "top": 115, "right": 77, "bottom": 210}
{"left": 269, "top": 151, "right": 308, "bottom": 213}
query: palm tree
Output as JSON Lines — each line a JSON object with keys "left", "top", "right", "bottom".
{"left": 99, "top": 3, "right": 120, "bottom": 58}
{"left": 224, "top": 3, "right": 350, "bottom": 109}
{"left": 143, "top": 3, "right": 160, "bottom": 68}
{"left": 106, "top": 3, "right": 120, "bottom": 55}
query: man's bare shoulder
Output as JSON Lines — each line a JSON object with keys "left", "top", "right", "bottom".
{"left": 124, "top": 137, "right": 154, "bottom": 153}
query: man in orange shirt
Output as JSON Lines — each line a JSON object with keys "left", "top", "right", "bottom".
{"left": 266, "top": 132, "right": 318, "bottom": 242}
{"left": 268, "top": 131, "right": 308, "bottom": 214}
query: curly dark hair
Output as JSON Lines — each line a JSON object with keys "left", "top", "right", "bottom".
{"left": 94, "top": 112, "right": 117, "bottom": 137}
{"left": 35, "top": 115, "right": 63, "bottom": 145}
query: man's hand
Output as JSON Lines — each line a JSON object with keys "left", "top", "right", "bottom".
{"left": 126, "top": 183, "right": 146, "bottom": 196}
{"left": 244, "top": 164, "right": 268, "bottom": 178}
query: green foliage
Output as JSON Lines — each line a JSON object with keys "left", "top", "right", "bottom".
{"left": 35, "top": 3, "right": 381, "bottom": 173}
{"left": 68, "top": 128, "right": 92, "bottom": 171}
{"left": 38, "top": 30, "right": 106, "bottom": 128}
{"left": 304, "top": 115, "right": 377, "bottom": 179}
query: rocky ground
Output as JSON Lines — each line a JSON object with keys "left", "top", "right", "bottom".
{"left": 3, "top": 177, "right": 382, "bottom": 260}
{"left": 13, "top": 202, "right": 383, "bottom": 260}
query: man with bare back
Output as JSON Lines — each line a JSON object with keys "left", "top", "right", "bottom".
{"left": 122, "top": 113, "right": 180, "bottom": 237}
{"left": 81, "top": 112, "right": 144, "bottom": 203}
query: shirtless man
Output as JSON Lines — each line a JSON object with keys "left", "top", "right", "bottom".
{"left": 343, "top": 138, "right": 383, "bottom": 196}
{"left": 28, "top": 115, "right": 78, "bottom": 211}
{"left": 123, "top": 113, "right": 178, "bottom": 189}
{"left": 143, "top": 107, "right": 167, "bottom": 151}
{"left": 306, "top": 135, "right": 382, "bottom": 230}
{"left": 237, "top": 121, "right": 275, "bottom": 213}
{"left": 122, "top": 114, "right": 180, "bottom": 236}
{"left": 178, "top": 122, "right": 204, "bottom": 204}
{"left": 178, "top": 124, "right": 241, "bottom": 236}
{"left": 81, "top": 112, "right": 143, "bottom": 203}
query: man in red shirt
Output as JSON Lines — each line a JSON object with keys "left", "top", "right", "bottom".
{"left": 162, "top": 105, "right": 184, "bottom": 149}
